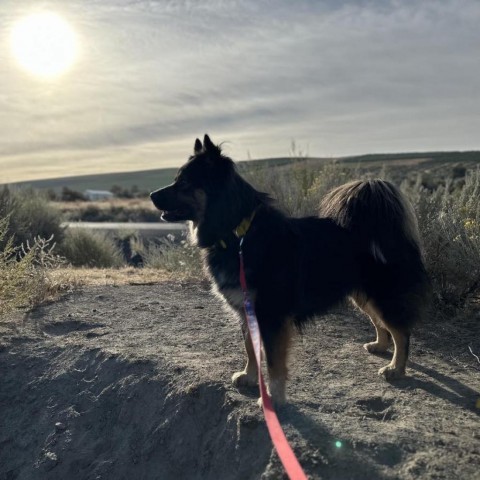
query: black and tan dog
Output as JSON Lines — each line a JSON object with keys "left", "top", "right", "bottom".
{"left": 150, "top": 135, "right": 430, "bottom": 405}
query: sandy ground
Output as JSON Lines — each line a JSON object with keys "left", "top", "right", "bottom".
{"left": 1, "top": 280, "right": 479, "bottom": 480}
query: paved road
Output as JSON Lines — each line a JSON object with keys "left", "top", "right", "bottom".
{"left": 63, "top": 222, "right": 187, "bottom": 239}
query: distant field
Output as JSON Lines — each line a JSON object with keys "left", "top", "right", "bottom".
{"left": 2, "top": 151, "right": 480, "bottom": 192}
{"left": 1, "top": 167, "right": 179, "bottom": 193}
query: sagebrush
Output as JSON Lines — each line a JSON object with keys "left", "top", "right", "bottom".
{"left": 2, "top": 159, "right": 479, "bottom": 318}
{"left": 59, "top": 228, "right": 124, "bottom": 268}
{"left": 139, "top": 233, "right": 202, "bottom": 275}
{"left": 404, "top": 168, "right": 480, "bottom": 314}
{"left": 0, "top": 187, "right": 64, "bottom": 250}
{"left": 245, "top": 159, "right": 480, "bottom": 316}
{"left": 0, "top": 216, "right": 64, "bottom": 316}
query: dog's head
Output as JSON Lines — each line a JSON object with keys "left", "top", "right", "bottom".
{"left": 150, "top": 134, "right": 235, "bottom": 223}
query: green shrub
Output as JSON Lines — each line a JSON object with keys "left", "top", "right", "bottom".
{"left": 0, "top": 186, "right": 64, "bottom": 249}
{"left": 60, "top": 186, "right": 86, "bottom": 202}
{"left": 59, "top": 229, "right": 124, "bottom": 268}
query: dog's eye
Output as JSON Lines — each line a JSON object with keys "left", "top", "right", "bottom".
{"left": 176, "top": 179, "right": 189, "bottom": 190}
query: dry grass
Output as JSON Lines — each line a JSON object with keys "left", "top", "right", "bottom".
{"left": 50, "top": 267, "right": 189, "bottom": 287}
{"left": 1, "top": 264, "right": 194, "bottom": 318}
{"left": 0, "top": 217, "right": 67, "bottom": 316}
{"left": 139, "top": 236, "right": 203, "bottom": 276}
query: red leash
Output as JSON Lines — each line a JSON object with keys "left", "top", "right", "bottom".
{"left": 238, "top": 238, "right": 308, "bottom": 480}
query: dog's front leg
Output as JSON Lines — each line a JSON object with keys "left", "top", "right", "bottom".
{"left": 261, "top": 320, "right": 292, "bottom": 407}
{"left": 232, "top": 329, "right": 258, "bottom": 387}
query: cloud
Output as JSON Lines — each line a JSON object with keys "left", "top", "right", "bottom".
{"left": 1, "top": 0, "right": 480, "bottom": 181}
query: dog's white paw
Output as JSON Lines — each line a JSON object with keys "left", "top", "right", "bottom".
{"left": 232, "top": 370, "right": 257, "bottom": 387}
{"left": 364, "top": 341, "right": 389, "bottom": 354}
{"left": 378, "top": 365, "right": 405, "bottom": 380}
{"left": 256, "top": 379, "right": 287, "bottom": 409}
{"left": 256, "top": 392, "right": 287, "bottom": 409}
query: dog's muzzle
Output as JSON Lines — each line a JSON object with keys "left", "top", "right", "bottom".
{"left": 150, "top": 186, "right": 191, "bottom": 222}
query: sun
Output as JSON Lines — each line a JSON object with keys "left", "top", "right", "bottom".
{"left": 10, "top": 12, "right": 79, "bottom": 79}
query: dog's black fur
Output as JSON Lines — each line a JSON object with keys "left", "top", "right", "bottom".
{"left": 150, "top": 135, "right": 430, "bottom": 404}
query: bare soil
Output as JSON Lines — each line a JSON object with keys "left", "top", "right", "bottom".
{"left": 1, "top": 280, "right": 479, "bottom": 480}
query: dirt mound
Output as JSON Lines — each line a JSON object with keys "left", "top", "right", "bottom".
{"left": 1, "top": 347, "right": 271, "bottom": 479}
{"left": 1, "top": 282, "right": 479, "bottom": 479}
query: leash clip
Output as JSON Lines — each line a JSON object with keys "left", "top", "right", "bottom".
{"left": 238, "top": 235, "right": 245, "bottom": 253}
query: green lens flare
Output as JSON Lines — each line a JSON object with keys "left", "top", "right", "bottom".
{"left": 335, "top": 441, "right": 342, "bottom": 448}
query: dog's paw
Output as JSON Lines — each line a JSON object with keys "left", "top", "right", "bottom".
{"left": 257, "top": 393, "right": 286, "bottom": 410}
{"left": 232, "top": 370, "right": 257, "bottom": 387}
{"left": 378, "top": 365, "right": 405, "bottom": 380}
{"left": 256, "top": 379, "right": 287, "bottom": 409}
{"left": 268, "top": 379, "right": 286, "bottom": 405}
{"left": 364, "top": 341, "right": 389, "bottom": 354}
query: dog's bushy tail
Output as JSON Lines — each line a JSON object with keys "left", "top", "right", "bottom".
{"left": 320, "top": 179, "right": 423, "bottom": 264}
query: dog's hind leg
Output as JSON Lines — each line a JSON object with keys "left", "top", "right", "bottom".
{"left": 352, "top": 295, "right": 391, "bottom": 354}
{"left": 355, "top": 296, "right": 409, "bottom": 379}
{"left": 232, "top": 329, "right": 258, "bottom": 387}
{"left": 363, "top": 304, "right": 391, "bottom": 354}
{"left": 378, "top": 326, "right": 410, "bottom": 380}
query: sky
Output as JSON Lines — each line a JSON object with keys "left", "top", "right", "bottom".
{"left": 1, "top": 0, "right": 479, "bottom": 183}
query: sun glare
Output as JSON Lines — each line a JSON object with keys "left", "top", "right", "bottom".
{"left": 10, "top": 12, "right": 78, "bottom": 79}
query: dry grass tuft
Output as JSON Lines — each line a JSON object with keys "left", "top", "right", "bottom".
{"left": 50, "top": 267, "right": 183, "bottom": 287}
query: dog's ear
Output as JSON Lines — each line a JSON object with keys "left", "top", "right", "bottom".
{"left": 203, "top": 134, "right": 224, "bottom": 163}
{"left": 194, "top": 138, "right": 203, "bottom": 154}
{"left": 203, "top": 134, "right": 217, "bottom": 153}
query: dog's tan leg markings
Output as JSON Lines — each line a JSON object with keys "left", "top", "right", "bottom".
{"left": 362, "top": 303, "right": 391, "bottom": 354}
{"left": 232, "top": 330, "right": 258, "bottom": 387}
{"left": 352, "top": 295, "right": 391, "bottom": 354}
{"left": 263, "top": 321, "right": 292, "bottom": 406}
{"left": 378, "top": 326, "right": 410, "bottom": 380}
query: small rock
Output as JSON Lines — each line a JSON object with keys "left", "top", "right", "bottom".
{"left": 43, "top": 451, "right": 58, "bottom": 471}
{"left": 55, "top": 422, "right": 66, "bottom": 433}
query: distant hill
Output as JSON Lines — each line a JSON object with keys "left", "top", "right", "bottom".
{"left": 2, "top": 151, "right": 479, "bottom": 192}
{"left": 0, "top": 158, "right": 307, "bottom": 192}
{"left": 1, "top": 168, "right": 180, "bottom": 193}
{"left": 339, "top": 150, "right": 480, "bottom": 165}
